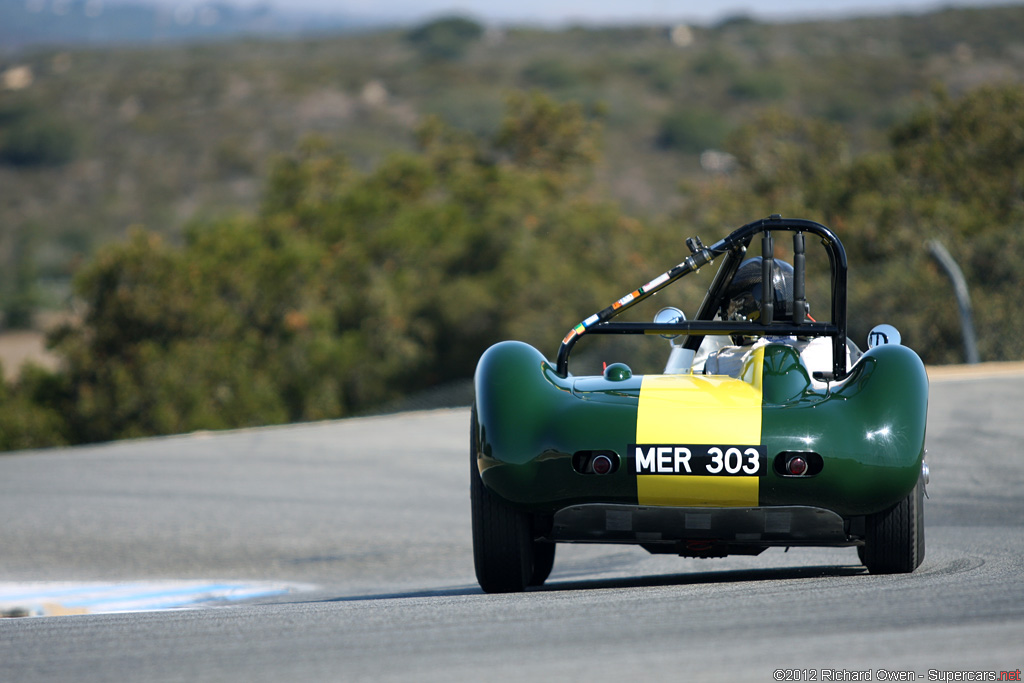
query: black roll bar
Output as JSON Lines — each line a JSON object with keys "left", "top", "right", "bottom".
{"left": 554, "top": 215, "right": 848, "bottom": 380}
{"left": 793, "top": 231, "right": 807, "bottom": 325}
{"left": 761, "top": 231, "right": 775, "bottom": 325}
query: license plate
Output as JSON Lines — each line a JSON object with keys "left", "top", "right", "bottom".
{"left": 631, "top": 444, "right": 767, "bottom": 476}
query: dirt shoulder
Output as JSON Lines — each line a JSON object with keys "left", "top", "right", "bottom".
{"left": 0, "top": 331, "right": 60, "bottom": 381}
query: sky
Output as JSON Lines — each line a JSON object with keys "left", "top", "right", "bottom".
{"left": 131, "top": 0, "right": 1020, "bottom": 25}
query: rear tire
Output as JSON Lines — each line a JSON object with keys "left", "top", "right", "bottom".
{"left": 861, "top": 475, "right": 925, "bottom": 574}
{"left": 529, "top": 542, "right": 556, "bottom": 587}
{"left": 470, "top": 406, "right": 534, "bottom": 593}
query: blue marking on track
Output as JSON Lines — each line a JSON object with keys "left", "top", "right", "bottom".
{"left": 0, "top": 581, "right": 314, "bottom": 616}
{"left": 61, "top": 583, "right": 248, "bottom": 607}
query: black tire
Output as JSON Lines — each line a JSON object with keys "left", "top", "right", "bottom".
{"left": 470, "top": 406, "right": 534, "bottom": 593}
{"left": 861, "top": 475, "right": 925, "bottom": 574}
{"left": 529, "top": 541, "right": 556, "bottom": 587}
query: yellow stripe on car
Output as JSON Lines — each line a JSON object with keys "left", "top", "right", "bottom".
{"left": 635, "top": 346, "right": 764, "bottom": 507}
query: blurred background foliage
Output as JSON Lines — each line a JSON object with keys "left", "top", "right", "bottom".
{"left": 0, "top": 6, "right": 1023, "bottom": 449}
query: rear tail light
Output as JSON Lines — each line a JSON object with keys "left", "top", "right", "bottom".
{"left": 591, "top": 454, "right": 614, "bottom": 475}
{"left": 787, "top": 455, "right": 809, "bottom": 476}
{"left": 572, "top": 450, "right": 620, "bottom": 475}
{"left": 773, "top": 451, "right": 823, "bottom": 477}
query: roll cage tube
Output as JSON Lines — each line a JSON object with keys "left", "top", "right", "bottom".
{"left": 554, "top": 215, "right": 849, "bottom": 379}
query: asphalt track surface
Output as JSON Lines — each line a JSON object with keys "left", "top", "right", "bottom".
{"left": 1, "top": 366, "right": 1023, "bottom": 682}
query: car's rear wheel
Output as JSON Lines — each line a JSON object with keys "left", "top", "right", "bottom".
{"left": 861, "top": 475, "right": 925, "bottom": 574}
{"left": 470, "top": 406, "right": 536, "bottom": 593}
{"left": 529, "top": 541, "right": 556, "bottom": 587}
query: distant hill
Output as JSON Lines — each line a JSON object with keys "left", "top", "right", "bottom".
{"left": 1, "top": 5, "right": 1023, "bottom": 447}
{"left": 1, "top": 4, "right": 1023, "bottom": 327}
{"left": 0, "top": 0, "right": 385, "bottom": 49}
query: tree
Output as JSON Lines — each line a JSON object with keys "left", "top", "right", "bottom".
{"left": 5, "top": 84, "right": 1021, "bottom": 451}
{"left": 405, "top": 16, "right": 484, "bottom": 61}
{"left": 28, "top": 92, "right": 647, "bottom": 446}
{"left": 676, "top": 84, "right": 1024, "bottom": 364}
{"left": 0, "top": 104, "right": 78, "bottom": 167}
{"left": 2, "top": 230, "right": 41, "bottom": 329}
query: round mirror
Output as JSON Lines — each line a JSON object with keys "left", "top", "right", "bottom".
{"left": 653, "top": 307, "right": 686, "bottom": 340}
{"left": 867, "top": 324, "right": 901, "bottom": 349}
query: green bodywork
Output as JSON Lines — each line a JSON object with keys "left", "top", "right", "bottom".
{"left": 474, "top": 338, "right": 928, "bottom": 520}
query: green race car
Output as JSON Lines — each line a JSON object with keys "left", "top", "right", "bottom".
{"left": 471, "top": 216, "right": 928, "bottom": 593}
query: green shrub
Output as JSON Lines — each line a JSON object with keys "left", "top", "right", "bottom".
{"left": 0, "top": 116, "right": 78, "bottom": 167}
{"left": 728, "top": 71, "right": 787, "bottom": 101}
{"left": 3, "top": 83, "right": 1023, "bottom": 451}
{"left": 656, "top": 109, "right": 730, "bottom": 153}
{"left": 32, "top": 92, "right": 646, "bottom": 445}
{"left": 405, "top": 16, "right": 484, "bottom": 61}
{"left": 522, "top": 58, "right": 578, "bottom": 89}
{"left": 0, "top": 365, "right": 70, "bottom": 451}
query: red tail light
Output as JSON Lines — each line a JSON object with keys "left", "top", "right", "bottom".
{"left": 787, "top": 455, "right": 809, "bottom": 476}
{"left": 592, "top": 454, "right": 614, "bottom": 475}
